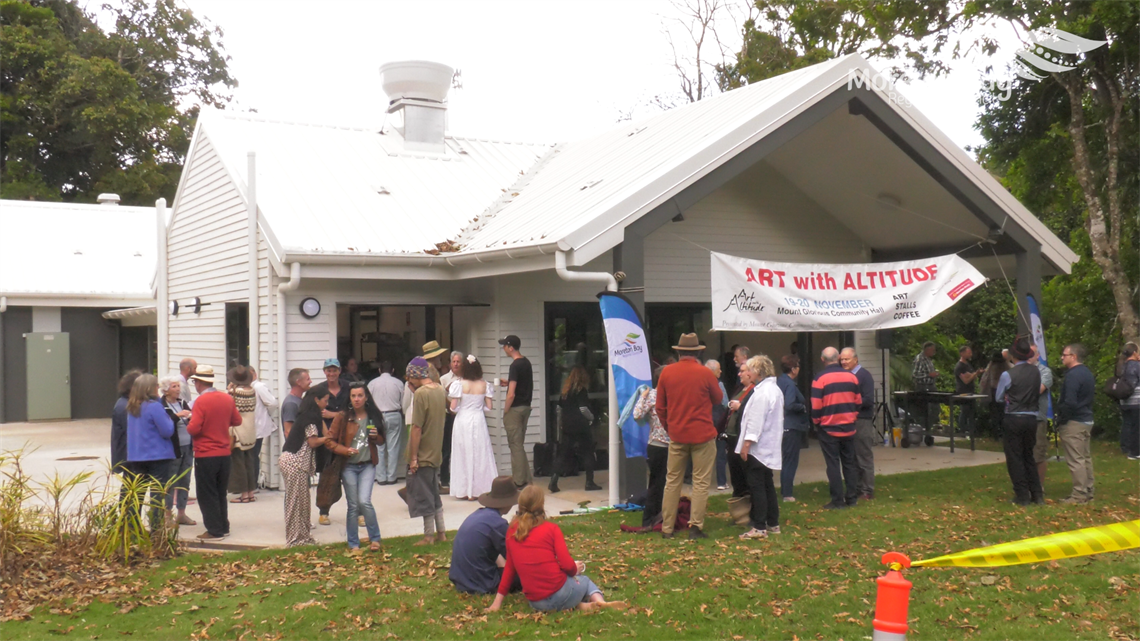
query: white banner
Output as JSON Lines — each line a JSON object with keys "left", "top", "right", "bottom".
{"left": 711, "top": 252, "right": 986, "bottom": 331}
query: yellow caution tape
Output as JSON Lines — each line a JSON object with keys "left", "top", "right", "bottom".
{"left": 912, "top": 520, "right": 1140, "bottom": 568}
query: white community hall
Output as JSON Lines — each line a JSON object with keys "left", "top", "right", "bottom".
{"left": 139, "top": 55, "right": 1073, "bottom": 494}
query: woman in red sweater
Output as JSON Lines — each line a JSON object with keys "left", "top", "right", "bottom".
{"left": 487, "top": 486, "right": 626, "bottom": 612}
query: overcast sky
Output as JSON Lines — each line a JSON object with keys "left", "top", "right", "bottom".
{"left": 182, "top": 0, "right": 1022, "bottom": 152}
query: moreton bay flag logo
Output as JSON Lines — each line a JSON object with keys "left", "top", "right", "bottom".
{"left": 624, "top": 333, "right": 640, "bottom": 346}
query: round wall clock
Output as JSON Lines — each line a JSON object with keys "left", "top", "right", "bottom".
{"left": 300, "top": 297, "right": 321, "bottom": 319}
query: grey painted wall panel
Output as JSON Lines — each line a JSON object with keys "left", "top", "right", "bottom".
{"left": 2, "top": 307, "right": 32, "bottom": 423}
{"left": 61, "top": 308, "right": 120, "bottom": 419}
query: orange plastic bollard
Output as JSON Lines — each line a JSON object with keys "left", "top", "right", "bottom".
{"left": 872, "top": 552, "right": 912, "bottom": 641}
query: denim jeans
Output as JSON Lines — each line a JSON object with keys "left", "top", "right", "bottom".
{"left": 341, "top": 461, "right": 381, "bottom": 547}
{"left": 172, "top": 442, "right": 194, "bottom": 510}
{"left": 780, "top": 429, "right": 803, "bottom": 499}
{"left": 529, "top": 574, "right": 602, "bottom": 612}
{"left": 376, "top": 411, "right": 404, "bottom": 483}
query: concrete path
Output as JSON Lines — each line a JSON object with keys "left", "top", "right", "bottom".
{"left": 1, "top": 419, "right": 1006, "bottom": 550}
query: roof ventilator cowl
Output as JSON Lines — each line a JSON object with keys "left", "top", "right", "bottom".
{"left": 379, "top": 60, "right": 453, "bottom": 153}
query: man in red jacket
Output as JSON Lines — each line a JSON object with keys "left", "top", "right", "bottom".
{"left": 656, "top": 333, "right": 724, "bottom": 540}
{"left": 186, "top": 365, "right": 242, "bottom": 540}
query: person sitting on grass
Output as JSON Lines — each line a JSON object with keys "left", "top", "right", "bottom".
{"left": 450, "top": 476, "right": 521, "bottom": 594}
{"left": 486, "top": 485, "right": 626, "bottom": 613}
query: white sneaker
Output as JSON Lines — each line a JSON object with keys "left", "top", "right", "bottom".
{"left": 716, "top": 485, "right": 728, "bottom": 491}
{"left": 782, "top": 496, "right": 796, "bottom": 503}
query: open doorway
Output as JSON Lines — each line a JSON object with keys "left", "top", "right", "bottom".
{"left": 336, "top": 305, "right": 453, "bottom": 381}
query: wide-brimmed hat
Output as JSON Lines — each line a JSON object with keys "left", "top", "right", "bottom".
{"left": 672, "top": 333, "right": 704, "bottom": 351}
{"left": 228, "top": 365, "right": 253, "bottom": 386}
{"left": 1010, "top": 336, "right": 1033, "bottom": 361}
{"left": 188, "top": 364, "right": 215, "bottom": 384}
{"left": 422, "top": 340, "right": 448, "bottom": 360}
{"left": 478, "top": 476, "right": 520, "bottom": 509}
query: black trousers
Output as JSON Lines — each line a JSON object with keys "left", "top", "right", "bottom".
{"left": 744, "top": 456, "right": 779, "bottom": 530}
{"left": 556, "top": 426, "right": 596, "bottom": 481}
{"left": 643, "top": 445, "right": 669, "bottom": 526}
{"left": 125, "top": 459, "right": 175, "bottom": 528}
{"left": 1002, "top": 414, "right": 1042, "bottom": 503}
{"left": 194, "top": 455, "right": 231, "bottom": 536}
{"left": 818, "top": 431, "right": 860, "bottom": 506}
{"left": 726, "top": 439, "right": 750, "bottom": 498}
{"left": 441, "top": 413, "right": 455, "bottom": 485}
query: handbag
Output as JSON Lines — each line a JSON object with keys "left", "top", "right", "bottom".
{"left": 316, "top": 454, "right": 345, "bottom": 510}
{"left": 1104, "top": 375, "right": 1135, "bottom": 401}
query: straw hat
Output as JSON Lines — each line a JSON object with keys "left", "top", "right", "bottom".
{"left": 189, "top": 364, "right": 215, "bottom": 384}
{"left": 672, "top": 333, "right": 704, "bottom": 351}
{"left": 422, "top": 340, "right": 448, "bottom": 360}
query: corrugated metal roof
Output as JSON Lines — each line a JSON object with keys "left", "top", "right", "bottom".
{"left": 455, "top": 58, "right": 848, "bottom": 254}
{"left": 197, "top": 110, "right": 554, "bottom": 256}
{"left": 0, "top": 200, "right": 156, "bottom": 297}
{"left": 191, "top": 53, "right": 1075, "bottom": 274}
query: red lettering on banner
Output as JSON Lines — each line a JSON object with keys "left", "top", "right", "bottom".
{"left": 926, "top": 264, "right": 938, "bottom": 279}
{"left": 757, "top": 269, "right": 774, "bottom": 287}
{"left": 746, "top": 268, "right": 757, "bottom": 283}
{"left": 884, "top": 270, "right": 898, "bottom": 287}
{"left": 843, "top": 274, "right": 856, "bottom": 290}
{"left": 913, "top": 268, "right": 929, "bottom": 282}
{"left": 856, "top": 273, "right": 868, "bottom": 289}
{"left": 774, "top": 271, "right": 786, "bottom": 287}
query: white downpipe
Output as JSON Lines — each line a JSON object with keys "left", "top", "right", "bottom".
{"left": 276, "top": 263, "right": 301, "bottom": 402}
{"left": 0, "top": 296, "right": 7, "bottom": 313}
{"left": 554, "top": 251, "right": 620, "bottom": 506}
{"left": 155, "top": 198, "right": 169, "bottom": 375}
{"left": 247, "top": 152, "right": 260, "bottom": 372}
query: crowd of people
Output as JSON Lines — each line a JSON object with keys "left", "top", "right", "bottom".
{"left": 106, "top": 323, "right": 1139, "bottom": 610}
{"left": 108, "top": 335, "right": 552, "bottom": 547}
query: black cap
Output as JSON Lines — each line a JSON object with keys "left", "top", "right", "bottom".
{"left": 498, "top": 335, "right": 521, "bottom": 349}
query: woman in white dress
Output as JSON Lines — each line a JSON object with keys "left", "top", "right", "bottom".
{"left": 448, "top": 355, "right": 499, "bottom": 500}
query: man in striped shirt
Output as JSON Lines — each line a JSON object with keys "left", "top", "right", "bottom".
{"left": 811, "top": 347, "right": 862, "bottom": 510}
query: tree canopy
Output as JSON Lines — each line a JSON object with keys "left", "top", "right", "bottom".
{"left": 0, "top": 0, "right": 235, "bottom": 205}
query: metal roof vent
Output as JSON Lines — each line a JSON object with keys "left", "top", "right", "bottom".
{"left": 97, "top": 193, "right": 120, "bottom": 205}
{"left": 380, "top": 60, "right": 453, "bottom": 153}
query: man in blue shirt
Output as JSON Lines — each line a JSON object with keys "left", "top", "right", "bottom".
{"left": 450, "top": 476, "right": 520, "bottom": 594}
{"left": 1057, "top": 344, "right": 1096, "bottom": 504}
{"left": 995, "top": 337, "right": 1043, "bottom": 506}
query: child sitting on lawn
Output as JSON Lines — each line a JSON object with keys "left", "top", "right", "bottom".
{"left": 486, "top": 485, "right": 626, "bottom": 613}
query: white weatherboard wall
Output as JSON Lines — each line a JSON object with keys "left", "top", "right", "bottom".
{"left": 166, "top": 131, "right": 250, "bottom": 377}
{"left": 167, "top": 132, "right": 285, "bottom": 487}
{"left": 644, "top": 161, "right": 868, "bottom": 302}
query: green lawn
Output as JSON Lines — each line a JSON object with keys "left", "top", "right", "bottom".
{"left": 3, "top": 442, "right": 1138, "bottom": 641}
